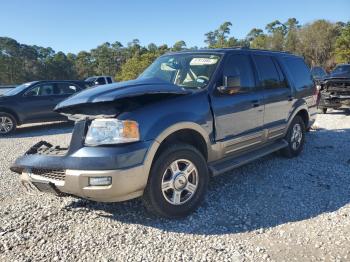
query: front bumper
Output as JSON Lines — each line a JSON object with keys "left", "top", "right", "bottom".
{"left": 19, "top": 165, "right": 147, "bottom": 202}
{"left": 319, "top": 95, "right": 350, "bottom": 109}
{"left": 11, "top": 120, "right": 155, "bottom": 202}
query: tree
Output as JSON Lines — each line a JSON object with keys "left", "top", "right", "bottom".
{"left": 172, "top": 41, "right": 186, "bottom": 51}
{"left": 298, "top": 20, "right": 339, "bottom": 67}
{"left": 204, "top": 22, "right": 240, "bottom": 48}
{"left": 284, "top": 18, "right": 300, "bottom": 53}
{"left": 247, "top": 28, "right": 264, "bottom": 41}
{"left": 75, "top": 51, "right": 95, "bottom": 79}
{"left": 334, "top": 22, "right": 350, "bottom": 63}
{"left": 115, "top": 52, "right": 159, "bottom": 81}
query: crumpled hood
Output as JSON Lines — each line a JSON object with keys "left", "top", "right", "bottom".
{"left": 54, "top": 78, "right": 191, "bottom": 112}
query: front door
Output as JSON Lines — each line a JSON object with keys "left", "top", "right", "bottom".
{"left": 20, "top": 83, "right": 60, "bottom": 122}
{"left": 210, "top": 54, "right": 265, "bottom": 155}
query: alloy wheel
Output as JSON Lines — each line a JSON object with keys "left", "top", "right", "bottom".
{"left": 0, "top": 116, "right": 14, "bottom": 134}
{"left": 161, "top": 159, "right": 199, "bottom": 205}
{"left": 291, "top": 123, "right": 302, "bottom": 150}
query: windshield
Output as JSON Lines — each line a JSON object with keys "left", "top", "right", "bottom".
{"left": 139, "top": 53, "right": 222, "bottom": 89}
{"left": 3, "top": 82, "right": 36, "bottom": 96}
{"left": 332, "top": 65, "right": 350, "bottom": 74}
{"left": 311, "top": 67, "right": 327, "bottom": 79}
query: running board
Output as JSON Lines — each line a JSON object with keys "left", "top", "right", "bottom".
{"left": 208, "top": 139, "right": 288, "bottom": 176}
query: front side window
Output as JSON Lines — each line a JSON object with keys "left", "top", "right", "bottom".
{"left": 139, "top": 54, "right": 222, "bottom": 89}
{"left": 25, "top": 84, "right": 55, "bottom": 97}
{"left": 253, "top": 55, "right": 284, "bottom": 89}
{"left": 107, "top": 77, "right": 112, "bottom": 84}
{"left": 222, "top": 54, "right": 256, "bottom": 92}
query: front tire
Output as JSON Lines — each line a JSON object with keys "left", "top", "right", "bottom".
{"left": 0, "top": 112, "right": 17, "bottom": 135}
{"left": 143, "top": 144, "right": 209, "bottom": 218}
{"left": 280, "top": 116, "right": 306, "bottom": 158}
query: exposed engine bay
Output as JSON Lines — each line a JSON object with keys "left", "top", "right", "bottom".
{"left": 319, "top": 78, "right": 350, "bottom": 110}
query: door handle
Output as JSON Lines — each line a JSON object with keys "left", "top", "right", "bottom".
{"left": 251, "top": 100, "right": 260, "bottom": 107}
{"left": 287, "top": 95, "right": 293, "bottom": 101}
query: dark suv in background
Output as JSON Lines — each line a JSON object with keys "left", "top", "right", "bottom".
{"left": 0, "top": 80, "right": 89, "bottom": 134}
{"left": 12, "top": 49, "right": 317, "bottom": 218}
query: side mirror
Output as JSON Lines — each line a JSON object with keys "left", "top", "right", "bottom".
{"left": 217, "top": 75, "right": 244, "bottom": 94}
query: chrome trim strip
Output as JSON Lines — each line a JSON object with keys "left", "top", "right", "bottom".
{"left": 224, "top": 131, "right": 264, "bottom": 147}
{"left": 225, "top": 140, "right": 262, "bottom": 154}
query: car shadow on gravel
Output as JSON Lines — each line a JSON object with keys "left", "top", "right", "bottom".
{"left": 65, "top": 128, "right": 350, "bottom": 235}
{"left": 0, "top": 121, "right": 73, "bottom": 138}
{"left": 322, "top": 109, "right": 350, "bottom": 116}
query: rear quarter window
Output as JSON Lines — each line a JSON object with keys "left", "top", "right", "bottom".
{"left": 282, "top": 57, "right": 313, "bottom": 90}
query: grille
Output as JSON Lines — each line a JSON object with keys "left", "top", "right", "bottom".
{"left": 31, "top": 168, "right": 66, "bottom": 181}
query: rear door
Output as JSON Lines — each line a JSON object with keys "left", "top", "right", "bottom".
{"left": 252, "top": 55, "right": 293, "bottom": 134}
{"left": 210, "top": 54, "right": 265, "bottom": 154}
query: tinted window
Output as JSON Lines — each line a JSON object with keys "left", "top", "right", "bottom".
{"left": 223, "top": 54, "right": 255, "bottom": 92}
{"left": 25, "top": 84, "right": 55, "bottom": 96}
{"left": 332, "top": 65, "right": 350, "bottom": 74}
{"left": 107, "top": 77, "right": 112, "bottom": 84}
{"left": 56, "top": 83, "right": 78, "bottom": 95}
{"left": 253, "top": 55, "right": 284, "bottom": 89}
{"left": 311, "top": 67, "right": 327, "bottom": 79}
{"left": 97, "top": 77, "right": 106, "bottom": 85}
{"left": 283, "top": 57, "right": 313, "bottom": 90}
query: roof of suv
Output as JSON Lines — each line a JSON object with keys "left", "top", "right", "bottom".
{"left": 31, "top": 80, "right": 88, "bottom": 84}
{"left": 167, "top": 47, "right": 299, "bottom": 57}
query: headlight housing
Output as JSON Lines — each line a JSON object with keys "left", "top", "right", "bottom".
{"left": 85, "top": 119, "right": 140, "bottom": 146}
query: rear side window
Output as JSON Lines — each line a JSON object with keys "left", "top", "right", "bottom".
{"left": 107, "top": 77, "right": 112, "bottom": 84}
{"left": 223, "top": 54, "right": 255, "bottom": 92}
{"left": 97, "top": 77, "right": 106, "bottom": 85}
{"left": 283, "top": 57, "right": 313, "bottom": 90}
{"left": 253, "top": 55, "right": 284, "bottom": 89}
{"left": 56, "top": 83, "right": 79, "bottom": 95}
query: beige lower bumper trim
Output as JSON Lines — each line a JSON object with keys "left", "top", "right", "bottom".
{"left": 20, "top": 165, "right": 148, "bottom": 202}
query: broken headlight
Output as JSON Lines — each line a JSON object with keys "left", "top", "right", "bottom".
{"left": 85, "top": 119, "right": 140, "bottom": 146}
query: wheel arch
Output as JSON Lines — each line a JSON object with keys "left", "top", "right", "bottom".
{"left": 0, "top": 107, "right": 20, "bottom": 125}
{"left": 286, "top": 104, "right": 310, "bottom": 133}
{"left": 143, "top": 122, "right": 213, "bottom": 181}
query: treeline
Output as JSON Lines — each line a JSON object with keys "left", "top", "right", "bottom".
{"left": 0, "top": 18, "right": 349, "bottom": 85}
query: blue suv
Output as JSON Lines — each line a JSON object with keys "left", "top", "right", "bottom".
{"left": 12, "top": 48, "right": 318, "bottom": 218}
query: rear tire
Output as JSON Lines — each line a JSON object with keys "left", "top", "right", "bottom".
{"left": 143, "top": 144, "right": 209, "bottom": 218}
{"left": 280, "top": 116, "right": 306, "bottom": 158}
{"left": 0, "top": 112, "right": 17, "bottom": 135}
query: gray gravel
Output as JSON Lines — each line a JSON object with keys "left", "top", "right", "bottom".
{"left": 1, "top": 111, "right": 350, "bottom": 261}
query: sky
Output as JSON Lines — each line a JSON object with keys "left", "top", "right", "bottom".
{"left": 0, "top": 0, "right": 349, "bottom": 54}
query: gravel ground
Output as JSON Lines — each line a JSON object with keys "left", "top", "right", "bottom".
{"left": 0, "top": 111, "right": 349, "bottom": 261}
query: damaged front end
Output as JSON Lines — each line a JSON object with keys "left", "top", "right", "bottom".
{"left": 11, "top": 78, "right": 191, "bottom": 201}
{"left": 319, "top": 78, "right": 350, "bottom": 110}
